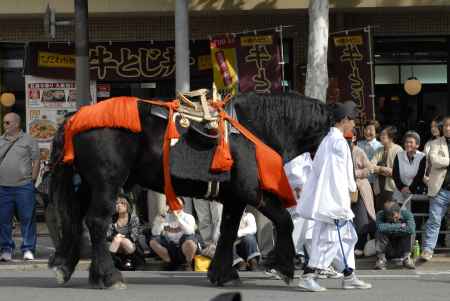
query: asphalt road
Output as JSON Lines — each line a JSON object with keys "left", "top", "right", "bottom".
{"left": 0, "top": 270, "right": 449, "bottom": 301}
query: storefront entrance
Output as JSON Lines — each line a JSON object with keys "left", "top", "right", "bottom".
{"left": 374, "top": 36, "right": 449, "bottom": 142}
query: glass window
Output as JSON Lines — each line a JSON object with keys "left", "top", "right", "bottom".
{"left": 401, "top": 65, "right": 447, "bottom": 84}
{"left": 375, "top": 65, "right": 399, "bottom": 85}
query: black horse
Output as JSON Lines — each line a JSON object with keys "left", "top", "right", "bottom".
{"left": 48, "top": 92, "right": 332, "bottom": 288}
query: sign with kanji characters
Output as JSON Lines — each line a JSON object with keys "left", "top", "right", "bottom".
{"left": 237, "top": 33, "right": 282, "bottom": 93}
{"left": 25, "top": 40, "right": 212, "bottom": 81}
{"left": 331, "top": 28, "right": 375, "bottom": 123}
{"left": 210, "top": 32, "right": 282, "bottom": 95}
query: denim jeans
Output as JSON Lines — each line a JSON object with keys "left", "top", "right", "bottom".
{"left": 0, "top": 182, "right": 37, "bottom": 253}
{"left": 423, "top": 189, "right": 450, "bottom": 253}
{"left": 232, "top": 234, "right": 261, "bottom": 266}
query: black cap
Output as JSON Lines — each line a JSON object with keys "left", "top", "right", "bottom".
{"left": 332, "top": 101, "right": 358, "bottom": 121}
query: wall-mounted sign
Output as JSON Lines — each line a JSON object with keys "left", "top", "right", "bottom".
{"left": 26, "top": 40, "right": 212, "bottom": 82}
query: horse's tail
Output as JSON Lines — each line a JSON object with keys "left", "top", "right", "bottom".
{"left": 49, "top": 116, "right": 76, "bottom": 214}
{"left": 48, "top": 116, "right": 83, "bottom": 270}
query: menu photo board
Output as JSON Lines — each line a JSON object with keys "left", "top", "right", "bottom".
{"left": 25, "top": 75, "right": 96, "bottom": 162}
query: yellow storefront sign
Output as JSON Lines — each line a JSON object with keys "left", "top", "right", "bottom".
{"left": 197, "top": 54, "right": 212, "bottom": 71}
{"left": 38, "top": 52, "right": 75, "bottom": 68}
{"left": 240, "top": 35, "right": 273, "bottom": 46}
{"left": 334, "top": 35, "right": 363, "bottom": 46}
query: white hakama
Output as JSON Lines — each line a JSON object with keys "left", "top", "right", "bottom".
{"left": 297, "top": 127, "right": 357, "bottom": 272}
{"left": 307, "top": 220, "right": 357, "bottom": 271}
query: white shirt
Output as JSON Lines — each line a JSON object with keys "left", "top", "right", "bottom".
{"left": 237, "top": 212, "right": 257, "bottom": 238}
{"left": 297, "top": 127, "right": 357, "bottom": 223}
{"left": 152, "top": 211, "right": 196, "bottom": 244}
{"left": 397, "top": 150, "right": 425, "bottom": 186}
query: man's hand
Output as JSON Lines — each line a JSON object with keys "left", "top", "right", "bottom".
{"left": 401, "top": 187, "right": 411, "bottom": 194}
{"left": 380, "top": 167, "right": 392, "bottom": 176}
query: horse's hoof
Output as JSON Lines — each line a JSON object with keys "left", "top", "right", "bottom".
{"left": 276, "top": 270, "right": 292, "bottom": 286}
{"left": 208, "top": 268, "right": 240, "bottom": 286}
{"left": 110, "top": 281, "right": 127, "bottom": 290}
{"left": 53, "top": 267, "right": 67, "bottom": 285}
{"left": 90, "top": 281, "right": 106, "bottom": 289}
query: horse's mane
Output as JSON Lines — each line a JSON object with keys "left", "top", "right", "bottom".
{"left": 232, "top": 92, "right": 332, "bottom": 162}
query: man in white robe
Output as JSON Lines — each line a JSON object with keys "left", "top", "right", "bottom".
{"left": 284, "top": 152, "right": 314, "bottom": 256}
{"left": 284, "top": 153, "right": 344, "bottom": 279}
{"left": 297, "top": 101, "right": 372, "bottom": 292}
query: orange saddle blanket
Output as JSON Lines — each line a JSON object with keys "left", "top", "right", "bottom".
{"left": 63, "top": 96, "right": 141, "bottom": 164}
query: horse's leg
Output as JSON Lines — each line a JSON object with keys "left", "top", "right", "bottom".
{"left": 207, "top": 199, "right": 245, "bottom": 286}
{"left": 85, "top": 184, "right": 124, "bottom": 289}
{"left": 48, "top": 169, "right": 87, "bottom": 284}
{"left": 257, "top": 193, "right": 295, "bottom": 284}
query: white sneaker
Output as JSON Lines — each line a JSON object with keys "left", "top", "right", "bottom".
{"left": 342, "top": 274, "right": 372, "bottom": 290}
{"left": 264, "top": 268, "right": 281, "bottom": 280}
{"left": 298, "top": 275, "right": 327, "bottom": 292}
{"left": 316, "top": 266, "right": 344, "bottom": 279}
{"left": 0, "top": 251, "right": 12, "bottom": 262}
{"left": 23, "top": 251, "right": 34, "bottom": 261}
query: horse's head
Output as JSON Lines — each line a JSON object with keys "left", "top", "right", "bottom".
{"left": 232, "top": 92, "right": 332, "bottom": 162}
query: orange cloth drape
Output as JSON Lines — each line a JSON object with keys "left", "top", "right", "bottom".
{"left": 63, "top": 97, "right": 142, "bottom": 164}
{"left": 211, "top": 103, "right": 296, "bottom": 208}
{"left": 138, "top": 99, "right": 183, "bottom": 211}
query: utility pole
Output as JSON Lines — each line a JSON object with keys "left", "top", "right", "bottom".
{"left": 74, "top": 0, "right": 91, "bottom": 108}
{"left": 175, "top": 0, "right": 190, "bottom": 94}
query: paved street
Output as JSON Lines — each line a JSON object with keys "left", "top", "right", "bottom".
{"left": 2, "top": 233, "right": 450, "bottom": 301}
{"left": 0, "top": 270, "right": 448, "bottom": 301}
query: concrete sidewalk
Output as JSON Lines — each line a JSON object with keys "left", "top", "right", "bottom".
{"left": 2, "top": 223, "right": 450, "bottom": 272}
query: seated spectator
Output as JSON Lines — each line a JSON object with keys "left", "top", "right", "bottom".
{"left": 233, "top": 210, "right": 261, "bottom": 271}
{"left": 374, "top": 200, "right": 416, "bottom": 270}
{"left": 149, "top": 198, "right": 197, "bottom": 271}
{"left": 393, "top": 131, "right": 427, "bottom": 199}
{"left": 107, "top": 194, "right": 140, "bottom": 270}
{"left": 371, "top": 126, "right": 403, "bottom": 211}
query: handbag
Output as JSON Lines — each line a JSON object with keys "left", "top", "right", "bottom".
{"left": 194, "top": 255, "right": 212, "bottom": 272}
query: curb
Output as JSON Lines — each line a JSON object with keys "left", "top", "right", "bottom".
{"left": 2, "top": 258, "right": 450, "bottom": 272}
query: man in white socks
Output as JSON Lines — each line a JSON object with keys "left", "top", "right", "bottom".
{"left": 297, "top": 101, "right": 372, "bottom": 292}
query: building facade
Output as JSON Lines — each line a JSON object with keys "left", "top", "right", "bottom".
{"left": 1, "top": 1, "right": 450, "bottom": 138}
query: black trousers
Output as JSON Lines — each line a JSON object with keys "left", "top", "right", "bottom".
{"left": 352, "top": 199, "right": 376, "bottom": 250}
{"left": 375, "top": 232, "right": 412, "bottom": 259}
